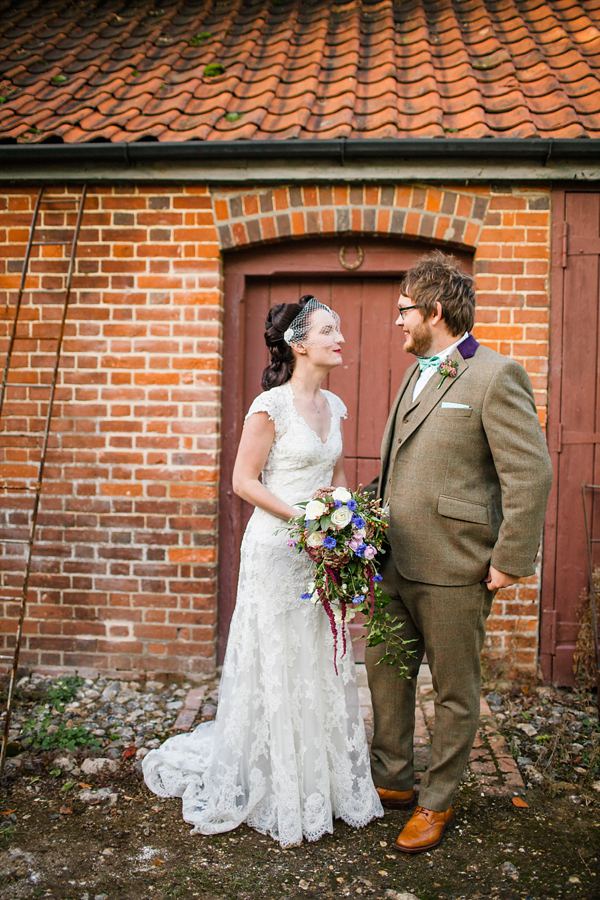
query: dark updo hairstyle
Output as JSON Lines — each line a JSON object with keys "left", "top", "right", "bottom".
{"left": 261, "top": 294, "right": 315, "bottom": 391}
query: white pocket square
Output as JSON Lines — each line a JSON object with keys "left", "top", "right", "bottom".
{"left": 441, "top": 402, "right": 471, "bottom": 409}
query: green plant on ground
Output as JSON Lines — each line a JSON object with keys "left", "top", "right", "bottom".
{"left": 21, "top": 716, "right": 101, "bottom": 752}
{"left": 0, "top": 824, "right": 17, "bottom": 849}
{"left": 44, "top": 675, "right": 84, "bottom": 711}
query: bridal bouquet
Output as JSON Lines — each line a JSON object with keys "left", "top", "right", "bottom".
{"left": 285, "top": 486, "right": 413, "bottom": 674}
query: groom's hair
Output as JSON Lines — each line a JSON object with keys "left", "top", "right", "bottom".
{"left": 400, "top": 251, "right": 475, "bottom": 336}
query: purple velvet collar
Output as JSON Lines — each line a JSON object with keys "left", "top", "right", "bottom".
{"left": 457, "top": 333, "right": 479, "bottom": 359}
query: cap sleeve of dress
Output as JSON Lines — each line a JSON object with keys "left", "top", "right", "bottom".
{"left": 244, "top": 389, "right": 282, "bottom": 425}
{"left": 324, "top": 390, "right": 347, "bottom": 421}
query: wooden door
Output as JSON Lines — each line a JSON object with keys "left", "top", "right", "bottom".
{"left": 543, "top": 190, "right": 600, "bottom": 684}
{"left": 218, "top": 238, "right": 473, "bottom": 661}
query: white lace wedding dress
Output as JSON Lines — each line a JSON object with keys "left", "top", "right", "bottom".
{"left": 143, "top": 381, "right": 383, "bottom": 846}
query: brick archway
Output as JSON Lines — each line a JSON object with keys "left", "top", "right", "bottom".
{"left": 212, "top": 185, "right": 489, "bottom": 252}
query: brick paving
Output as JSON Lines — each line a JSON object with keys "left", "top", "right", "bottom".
{"left": 357, "top": 663, "right": 525, "bottom": 799}
{"left": 172, "top": 686, "right": 209, "bottom": 731}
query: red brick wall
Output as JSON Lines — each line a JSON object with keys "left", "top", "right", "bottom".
{"left": 472, "top": 188, "right": 550, "bottom": 672}
{"left": 0, "top": 181, "right": 550, "bottom": 677}
{"left": 0, "top": 185, "right": 222, "bottom": 676}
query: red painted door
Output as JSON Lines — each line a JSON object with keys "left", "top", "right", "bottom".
{"left": 543, "top": 190, "right": 600, "bottom": 684}
{"left": 219, "top": 238, "right": 473, "bottom": 661}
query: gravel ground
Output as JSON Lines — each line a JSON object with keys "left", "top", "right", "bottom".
{"left": 1, "top": 672, "right": 220, "bottom": 777}
{"left": 485, "top": 680, "right": 600, "bottom": 796}
{"left": 0, "top": 670, "right": 599, "bottom": 900}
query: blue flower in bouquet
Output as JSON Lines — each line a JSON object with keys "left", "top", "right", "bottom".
{"left": 301, "top": 592, "right": 312, "bottom": 599}
{"left": 351, "top": 514, "right": 365, "bottom": 528}
{"left": 354, "top": 542, "right": 367, "bottom": 557}
{"left": 347, "top": 499, "right": 357, "bottom": 510}
{"left": 374, "top": 574, "right": 383, "bottom": 582}
{"left": 333, "top": 499, "right": 343, "bottom": 508}
{"left": 352, "top": 596, "right": 362, "bottom": 604}
{"left": 323, "top": 536, "right": 337, "bottom": 549}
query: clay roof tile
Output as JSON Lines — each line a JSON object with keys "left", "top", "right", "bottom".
{"left": 1, "top": 0, "right": 599, "bottom": 142}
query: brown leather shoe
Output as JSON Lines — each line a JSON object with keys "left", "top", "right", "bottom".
{"left": 393, "top": 806, "right": 454, "bottom": 853}
{"left": 375, "top": 787, "right": 416, "bottom": 810}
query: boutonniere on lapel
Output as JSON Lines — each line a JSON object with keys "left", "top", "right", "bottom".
{"left": 437, "top": 358, "right": 459, "bottom": 388}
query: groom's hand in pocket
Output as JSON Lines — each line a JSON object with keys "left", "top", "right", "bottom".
{"left": 484, "top": 565, "right": 520, "bottom": 592}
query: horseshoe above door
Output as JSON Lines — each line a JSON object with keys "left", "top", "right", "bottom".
{"left": 339, "top": 244, "right": 364, "bottom": 270}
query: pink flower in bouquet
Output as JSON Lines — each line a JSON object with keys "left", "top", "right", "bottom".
{"left": 364, "top": 545, "right": 377, "bottom": 560}
{"left": 348, "top": 537, "right": 361, "bottom": 551}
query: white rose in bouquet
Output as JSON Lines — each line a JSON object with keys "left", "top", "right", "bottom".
{"left": 332, "top": 487, "right": 352, "bottom": 503}
{"left": 305, "top": 499, "right": 326, "bottom": 521}
{"left": 331, "top": 506, "right": 353, "bottom": 528}
{"left": 306, "top": 530, "right": 325, "bottom": 548}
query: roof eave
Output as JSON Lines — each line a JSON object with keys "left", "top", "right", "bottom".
{"left": 0, "top": 138, "right": 598, "bottom": 182}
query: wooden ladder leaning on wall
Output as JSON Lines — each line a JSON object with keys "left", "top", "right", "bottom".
{"left": 0, "top": 184, "right": 88, "bottom": 773}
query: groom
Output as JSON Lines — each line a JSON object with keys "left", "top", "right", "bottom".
{"left": 366, "top": 251, "right": 552, "bottom": 853}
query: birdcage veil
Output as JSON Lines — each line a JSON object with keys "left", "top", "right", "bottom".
{"left": 282, "top": 297, "right": 341, "bottom": 347}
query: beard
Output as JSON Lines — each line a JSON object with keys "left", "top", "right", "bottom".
{"left": 403, "top": 321, "right": 433, "bottom": 357}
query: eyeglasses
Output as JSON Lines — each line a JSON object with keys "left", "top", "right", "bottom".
{"left": 396, "top": 305, "right": 418, "bottom": 320}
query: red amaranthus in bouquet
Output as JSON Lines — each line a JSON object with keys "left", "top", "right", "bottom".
{"left": 285, "top": 486, "right": 413, "bottom": 674}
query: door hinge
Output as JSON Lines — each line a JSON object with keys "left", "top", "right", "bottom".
{"left": 541, "top": 608, "right": 557, "bottom": 654}
{"left": 549, "top": 422, "right": 563, "bottom": 454}
{"left": 554, "top": 424, "right": 600, "bottom": 453}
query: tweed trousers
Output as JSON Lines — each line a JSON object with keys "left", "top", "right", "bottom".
{"left": 365, "top": 555, "right": 495, "bottom": 811}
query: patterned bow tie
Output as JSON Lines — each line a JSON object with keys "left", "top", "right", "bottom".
{"left": 417, "top": 355, "right": 441, "bottom": 372}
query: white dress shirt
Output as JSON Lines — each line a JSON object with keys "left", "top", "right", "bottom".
{"left": 412, "top": 332, "right": 469, "bottom": 401}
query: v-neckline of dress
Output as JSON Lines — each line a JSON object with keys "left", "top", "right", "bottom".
{"left": 287, "top": 382, "right": 334, "bottom": 446}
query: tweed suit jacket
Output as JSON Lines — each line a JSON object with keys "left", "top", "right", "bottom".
{"left": 379, "top": 337, "right": 553, "bottom": 586}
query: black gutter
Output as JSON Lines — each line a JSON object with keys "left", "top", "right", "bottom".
{"left": 0, "top": 138, "right": 598, "bottom": 167}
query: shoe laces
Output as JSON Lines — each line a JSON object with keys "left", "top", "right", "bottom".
{"left": 414, "top": 806, "right": 439, "bottom": 822}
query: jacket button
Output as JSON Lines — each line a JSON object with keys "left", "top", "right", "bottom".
{"left": 403, "top": 417, "right": 409, "bottom": 424}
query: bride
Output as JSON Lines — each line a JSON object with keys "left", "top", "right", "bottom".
{"left": 143, "top": 295, "right": 383, "bottom": 846}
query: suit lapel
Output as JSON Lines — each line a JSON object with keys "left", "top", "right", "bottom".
{"left": 396, "top": 353, "right": 470, "bottom": 449}
{"left": 378, "top": 335, "right": 479, "bottom": 494}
